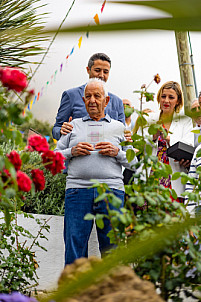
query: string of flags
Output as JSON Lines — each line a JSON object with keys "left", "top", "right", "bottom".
{"left": 24, "top": 0, "right": 107, "bottom": 115}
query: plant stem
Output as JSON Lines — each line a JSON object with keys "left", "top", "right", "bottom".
{"left": 105, "top": 197, "right": 119, "bottom": 245}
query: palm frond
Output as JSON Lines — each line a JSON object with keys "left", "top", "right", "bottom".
{"left": 0, "top": 0, "right": 48, "bottom": 68}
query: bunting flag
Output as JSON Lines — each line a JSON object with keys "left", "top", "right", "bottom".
{"left": 70, "top": 46, "right": 75, "bottom": 55}
{"left": 25, "top": 0, "right": 106, "bottom": 114}
{"left": 30, "top": 99, "right": 33, "bottom": 110}
{"left": 78, "top": 36, "right": 83, "bottom": 48}
{"left": 93, "top": 14, "right": 99, "bottom": 25}
{"left": 40, "top": 87, "right": 44, "bottom": 97}
{"left": 101, "top": 0, "right": 106, "bottom": 13}
{"left": 33, "top": 95, "right": 37, "bottom": 105}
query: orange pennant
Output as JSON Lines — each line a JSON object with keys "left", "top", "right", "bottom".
{"left": 93, "top": 14, "right": 99, "bottom": 25}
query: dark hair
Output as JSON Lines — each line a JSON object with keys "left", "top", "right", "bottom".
{"left": 88, "top": 53, "right": 111, "bottom": 69}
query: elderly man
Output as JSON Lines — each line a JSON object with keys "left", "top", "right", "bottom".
{"left": 191, "top": 95, "right": 201, "bottom": 148}
{"left": 52, "top": 53, "right": 125, "bottom": 140}
{"left": 55, "top": 78, "right": 137, "bottom": 265}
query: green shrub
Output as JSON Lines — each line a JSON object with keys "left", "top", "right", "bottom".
{"left": 2, "top": 142, "right": 66, "bottom": 216}
{"left": 0, "top": 212, "right": 50, "bottom": 294}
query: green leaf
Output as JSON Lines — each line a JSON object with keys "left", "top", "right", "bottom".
{"left": 94, "top": 193, "right": 107, "bottom": 203}
{"left": 21, "top": 152, "right": 31, "bottom": 164}
{"left": 126, "top": 149, "right": 135, "bottom": 163}
{"left": 145, "top": 144, "right": 152, "bottom": 156}
{"left": 109, "top": 194, "right": 123, "bottom": 209}
{"left": 172, "top": 172, "right": 181, "bottom": 180}
{"left": 96, "top": 218, "right": 104, "bottom": 229}
{"left": 148, "top": 123, "right": 161, "bottom": 135}
{"left": 171, "top": 189, "right": 178, "bottom": 200}
{"left": 134, "top": 224, "right": 145, "bottom": 232}
{"left": 192, "top": 129, "right": 201, "bottom": 134}
{"left": 136, "top": 196, "right": 145, "bottom": 207}
{"left": 144, "top": 92, "right": 154, "bottom": 102}
{"left": 84, "top": 213, "right": 95, "bottom": 221}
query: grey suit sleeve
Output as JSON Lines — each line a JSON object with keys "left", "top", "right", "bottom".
{"left": 52, "top": 91, "right": 72, "bottom": 140}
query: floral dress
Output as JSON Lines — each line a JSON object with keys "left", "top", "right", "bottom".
{"left": 157, "top": 129, "right": 183, "bottom": 203}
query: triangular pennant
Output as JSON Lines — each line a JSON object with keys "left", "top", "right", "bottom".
{"left": 93, "top": 14, "right": 99, "bottom": 25}
{"left": 30, "top": 99, "right": 33, "bottom": 110}
{"left": 37, "top": 92, "right": 40, "bottom": 101}
{"left": 70, "top": 47, "right": 74, "bottom": 55}
{"left": 78, "top": 36, "right": 83, "bottom": 48}
{"left": 101, "top": 0, "right": 106, "bottom": 13}
{"left": 33, "top": 95, "right": 37, "bottom": 105}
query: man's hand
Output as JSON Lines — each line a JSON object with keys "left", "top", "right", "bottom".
{"left": 71, "top": 142, "right": 94, "bottom": 157}
{"left": 95, "top": 142, "right": 119, "bottom": 157}
{"left": 60, "top": 117, "right": 73, "bottom": 135}
{"left": 124, "top": 130, "right": 133, "bottom": 142}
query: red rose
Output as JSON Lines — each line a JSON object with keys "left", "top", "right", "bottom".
{"left": 28, "top": 135, "right": 49, "bottom": 153}
{"left": 42, "top": 150, "right": 65, "bottom": 175}
{"left": 7, "top": 150, "right": 22, "bottom": 171}
{"left": 0, "top": 67, "right": 28, "bottom": 92}
{"left": 31, "top": 169, "right": 45, "bottom": 191}
{"left": 17, "top": 171, "right": 32, "bottom": 192}
{"left": 1, "top": 169, "right": 14, "bottom": 187}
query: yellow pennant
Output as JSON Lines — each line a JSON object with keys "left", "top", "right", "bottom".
{"left": 30, "top": 99, "right": 34, "bottom": 110}
{"left": 78, "top": 36, "right": 83, "bottom": 48}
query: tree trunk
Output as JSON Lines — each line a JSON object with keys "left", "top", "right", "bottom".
{"left": 175, "top": 31, "right": 196, "bottom": 115}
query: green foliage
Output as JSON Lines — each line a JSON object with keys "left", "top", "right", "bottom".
{"left": 0, "top": 211, "right": 50, "bottom": 294}
{"left": 22, "top": 170, "right": 66, "bottom": 216}
{"left": 17, "top": 118, "right": 55, "bottom": 149}
{"left": 42, "top": 217, "right": 200, "bottom": 302}
{"left": 81, "top": 84, "right": 201, "bottom": 301}
{"left": 2, "top": 143, "right": 66, "bottom": 216}
{"left": 0, "top": 0, "right": 47, "bottom": 67}
{"left": 46, "top": 0, "right": 201, "bottom": 33}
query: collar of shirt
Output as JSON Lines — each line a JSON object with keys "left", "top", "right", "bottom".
{"left": 82, "top": 113, "right": 111, "bottom": 123}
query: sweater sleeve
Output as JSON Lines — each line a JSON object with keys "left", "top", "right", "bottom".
{"left": 54, "top": 132, "right": 73, "bottom": 159}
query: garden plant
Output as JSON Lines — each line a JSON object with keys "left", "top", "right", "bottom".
{"left": 84, "top": 77, "right": 201, "bottom": 301}
{"left": 0, "top": 0, "right": 66, "bottom": 294}
{"left": 1, "top": 0, "right": 201, "bottom": 301}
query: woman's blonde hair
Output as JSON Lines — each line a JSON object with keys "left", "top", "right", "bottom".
{"left": 157, "top": 81, "right": 184, "bottom": 113}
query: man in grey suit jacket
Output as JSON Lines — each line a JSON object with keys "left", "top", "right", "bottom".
{"left": 52, "top": 53, "right": 125, "bottom": 141}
